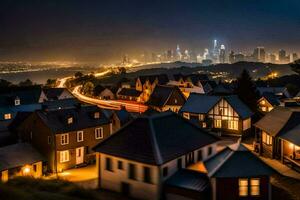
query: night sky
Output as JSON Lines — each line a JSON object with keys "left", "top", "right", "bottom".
{"left": 0, "top": 0, "right": 299, "bottom": 63}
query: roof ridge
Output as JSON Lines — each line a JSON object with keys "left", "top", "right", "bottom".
{"left": 208, "top": 148, "right": 234, "bottom": 177}
{"left": 148, "top": 117, "right": 163, "bottom": 165}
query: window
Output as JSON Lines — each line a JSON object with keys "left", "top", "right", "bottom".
{"left": 250, "top": 178, "right": 260, "bottom": 196}
{"left": 228, "top": 120, "right": 239, "bottom": 130}
{"left": 33, "top": 164, "right": 37, "bottom": 172}
{"left": 67, "top": 117, "right": 73, "bottom": 124}
{"left": 202, "top": 122, "right": 207, "bottom": 128}
{"left": 118, "top": 160, "right": 123, "bottom": 170}
{"left": 199, "top": 114, "right": 205, "bottom": 121}
{"left": 207, "top": 146, "right": 213, "bottom": 156}
{"left": 61, "top": 134, "right": 69, "bottom": 145}
{"left": 105, "top": 157, "right": 113, "bottom": 171}
{"left": 94, "top": 112, "right": 100, "bottom": 119}
{"left": 48, "top": 136, "right": 51, "bottom": 144}
{"left": 197, "top": 150, "right": 203, "bottom": 161}
{"left": 261, "top": 100, "right": 266, "bottom": 105}
{"left": 261, "top": 107, "right": 267, "bottom": 112}
{"left": 183, "top": 112, "right": 190, "bottom": 120}
{"left": 4, "top": 113, "right": 12, "bottom": 120}
{"left": 185, "top": 152, "right": 194, "bottom": 166}
{"left": 163, "top": 167, "right": 168, "bottom": 177}
{"left": 77, "top": 131, "right": 84, "bottom": 142}
{"left": 143, "top": 166, "right": 152, "bottom": 183}
{"left": 95, "top": 127, "right": 103, "bottom": 139}
{"left": 14, "top": 99, "right": 20, "bottom": 106}
{"left": 177, "top": 158, "right": 182, "bottom": 169}
{"left": 174, "top": 99, "right": 178, "bottom": 104}
{"left": 239, "top": 179, "right": 248, "bottom": 197}
{"left": 60, "top": 150, "right": 70, "bottom": 163}
{"left": 128, "top": 163, "right": 136, "bottom": 180}
{"left": 214, "top": 119, "right": 222, "bottom": 128}
{"left": 262, "top": 132, "right": 272, "bottom": 145}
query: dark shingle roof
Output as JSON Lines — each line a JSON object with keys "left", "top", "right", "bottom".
{"left": 280, "top": 124, "right": 300, "bottom": 146}
{"left": 43, "top": 88, "right": 73, "bottom": 100}
{"left": 114, "top": 109, "right": 133, "bottom": 125}
{"left": 42, "top": 98, "right": 82, "bottom": 110}
{"left": 165, "top": 169, "right": 210, "bottom": 192}
{"left": 257, "top": 87, "right": 290, "bottom": 98}
{"left": 147, "top": 85, "right": 185, "bottom": 107}
{"left": 0, "top": 87, "right": 43, "bottom": 106}
{"left": 118, "top": 88, "right": 142, "bottom": 97}
{"left": 94, "top": 112, "right": 219, "bottom": 165}
{"left": 204, "top": 144, "right": 275, "bottom": 178}
{"left": 180, "top": 94, "right": 253, "bottom": 119}
{"left": 254, "top": 107, "right": 300, "bottom": 137}
{"left": 138, "top": 74, "right": 169, "bottom": 85}
{"left": 173, "top": 74, "right": 209, "bottom": 85}
{"left": 36, "top": 105, "right": 110, "bottom": 134}
{"left": 261, "top": 92, "right": 280, "bottom": 106}
{"left": 0, "top": 143, "right": 45, "bottom": 171}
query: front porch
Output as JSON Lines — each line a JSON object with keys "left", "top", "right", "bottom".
{"left": 281, "top": 139, "right": 300, "bottom": 172}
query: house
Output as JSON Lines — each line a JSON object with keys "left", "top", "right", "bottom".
{"left": 258, "top": 92, "right": 281, "bottom": 113}
{"left": 170, "top": 73, "right": 215, "bottom": 97}
{"left": 147, "top": 85, "right": 186, "bottom": 113}
{"left": 136, "top": 74, "right": 169, "bottom": 102}
{"left": 93, "top": 112, "right": 220, "bottom": 200}
{"left": 102, "top": 109, "right": 134, "bottom": 133}
{"left": 203, "top": 143, "right": 275, "bottom": 200}
{"left": 254, "top": 107, "right": 300, "bottom": 170}
{"left": 257, "top": 87, "right": 291, "bottom": 99}
{"left": 94, "top": 85, "right": 115, "bottom": 100}
{"left": 0, "top": 143, "right": 45, "bottom": 182}
{"left": 180, "top": 94, "right": 253, "bottom": 136}
{"left": 117, "top": 88, "right": 142, "bottom": 102}
{"left": 17, "top": 105, "right": 112, "bottom": 172}
{"left": 43, "top": 88, "right": 74, "bottom": 101}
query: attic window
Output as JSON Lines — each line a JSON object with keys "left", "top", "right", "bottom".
{"left": 94, "top": 112, "right": 100, "bottom": 119}
{"left": 15, "top": 99, "right": 20, "bottom": 106}
{"left": 67, "top": 117, "right": 73, "bottom": 124}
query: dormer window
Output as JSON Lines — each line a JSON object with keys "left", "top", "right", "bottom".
{"left": 4, "top": 113, "right": 12, "bottom": 120}
{"left": 94, "top": 112, "right": 100, "bottom": 119}
{"left": 67, "top": 117, "right": 73, "bottom": 124}
{"left": 14, "top": 98, "right": 20, "bottom": 106}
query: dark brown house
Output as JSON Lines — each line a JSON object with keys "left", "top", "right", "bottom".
{"left": 147, "top": 85, "right": 186, "bottom": 113}
{"left": 17, "top": 105, "right": 112, "bottom": 172}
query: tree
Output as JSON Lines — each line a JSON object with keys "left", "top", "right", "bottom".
{"left": 75, "top": 72, "right": 83, "bottom": 78}
{"left": 81, "top": 81, "right": 94, "bottom": 95}
{"left": 93, "top": 85, "right": 105, "bottom": 96}
{"left": 290, "top": 59, "right": 300, "bottom": 75}
{"left": 0, "top": 79, "right": 12, "bottom": 87}
{"left": 19, "top": 79, "right": 33, "bottom": 86}
{"left": 234, "top": 69, "right": 260, "bottom": 112}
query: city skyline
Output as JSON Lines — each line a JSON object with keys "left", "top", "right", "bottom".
{"left": 0, "top": 0, "right": 299, "bottom": 63}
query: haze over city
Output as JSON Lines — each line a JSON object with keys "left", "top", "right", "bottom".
{"left": 0, "top": 0, "right": 300, "bottom": 63}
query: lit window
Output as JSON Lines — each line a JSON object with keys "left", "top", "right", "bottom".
{"left": 262, "top": 132, "right": 272, "bottom": 145}
{"left": 199, "top": 114, "right": 205, "bottom": 121}
{"left": 239, "top": 179, "right": 248, "bottom": 196}
{"left": 202, "top": 122, "right": 207, "bottom": 128}
{"left": 4, "top": 113, "right": 12, "bottom": 120}
{"left": 15, "top": 99, "right": 20, "bottom": 106}
{"left": 60, "top": 150, "right": 70, "bottom": 163}
{"left": 77, "top": 131, "right": 83, "bottom": 142}
{"left": 95, "top": 127, "right": 103, "bottom": 139}
{"left": 261, "top": 100, "right": 266, "bottom": 105}
{"left": 214, "top": 119, "right": 222, "bottom": 128}
{"left": 61, "top": 134, "right": 69, "bottom": 145}
{"left": 250, "top": 178, "right": 260, "bottom": 196}
{"left": 228, "top": 120, "right": 239, "bottom": 130}
{"left": 183, "top": 112, "right": 190, "bottom": 119}
{"left": 94, "top": 112, "right": 100, "bottom": 119}
{"left": 67, "top": 117, "right": 73, "bottom": 124}
{"left": 261, "top": 107, "right": 267, "bottom": 112}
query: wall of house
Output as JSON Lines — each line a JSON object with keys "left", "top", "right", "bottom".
{"left": 214, "top": 176, "right": 270, "bottom": 200}
{"left": 55, "top": 123, "right": 111, "bottom": 171}
{"left": 98, "top": 153, "right": 160, "bottom": 200}
{"left": 99, "top": 89, "right": 115, "bottom": 100}
{"left": 258, "top": 98, "right": 273, "bottom": 112}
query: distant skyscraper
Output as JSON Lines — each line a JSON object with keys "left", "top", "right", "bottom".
{"left": 253, "top": 47, "right": 266, "bottom": 62}
{"left": 269, "top": 54, "right": 277, "bottom": 63}
{"left": 229, "top": 51, "right": 235, "bottom": 64}
{"left": 167, "top": 50, "right": 172, "bottom": 61}
{"left": 219, "top": 44, "right": 226, "bottom": 63}
{"left": 235, "top": 53, "right": 245, "bottom": 62}
{"left": 212, "top": 39, "right": 219, "bottom": 63}
{"left": 203, "top": 48, "right": 210, "bottom": 60}
{"left": 176, "top": 44, "right": 182, "bottom": 61}
{"left": 279, "top": 49, "right": 287, "bottom": 63}
{"left": 291, "top": 53, "right": 298, "bottom": 62}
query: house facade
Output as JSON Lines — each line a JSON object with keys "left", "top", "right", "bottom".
{"left": 17, "top": 105, "right": 112, "bottom": 172}
{"left": 135, "top": 74, "right": 169, "bottom": 102}
{"left": 147, "top": 85, "right": 186, "bottom": 113}
{"left": 257, "top": 92, "right": 280, "bottom": 113}
{"left": 180, "top": 94, "right": 253, "bottom": 136}
{"left": 117, "top": 88, "right": 142, "bottom": 102}
{"left": 93, "top": 112, "right": 219, "bottom": 200}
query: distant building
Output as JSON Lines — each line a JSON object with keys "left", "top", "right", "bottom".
{"left": 279, "top": 49, "right": 289, "bottom": 63}
{"left": 229, "top": 50, "right": 235, "bottom": 64}
{"left": 269, "top": 53, "right": 277, "bottom": 63}
{"left": 291, "top": 53, "right": 298, "bottom": 62}
{"left": 219, "top": 45, "right": 226, "bottom": 63}
{"left": 253, "top": 47, "right": 266, "bottom": 62}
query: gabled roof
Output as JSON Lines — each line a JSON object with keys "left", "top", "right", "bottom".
{"left": 43, "top": 88, "right": 73, "bottom": 100}
{"left": 138, "top": 74, "right": 169, "bottom": 85}
{"left": 0, "top": 143, "right": 45, "bottom": 171}
{"left": 0, "top": 87, "right": 43, "bottom": 106}
{"left": 93, "top": 112, "right": 219, "bottom": 165}
{"left": 204, "top": 144, "right": 275, "bottom": 178}
{"left": 260, "top": 92, "right": 280, "bottom": 106}
{"left": 147, "top": 85, "right": 185, "bottom": 107}
{"left": 280, "top": 124, "right": 300, "bottom": 146}
{"left": 117, "top": 88, "right": 142, "bottom": 97}
{"left": 165, "top": 169, "right": 210, "bottom": 192}
{"left": 257, "top": 87, "right": 290, "bottom": 98}
{"left": 254, "top": 107, "right": 300, "bottom": 137}
{"left": 114, "top": 109, "right": 134, "bottom": 125}
{"left": 180, "top": 94, "right": 253, "bottom": 119}
{"left": 36, "top": 105, "right": 110, "bottom": 134}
